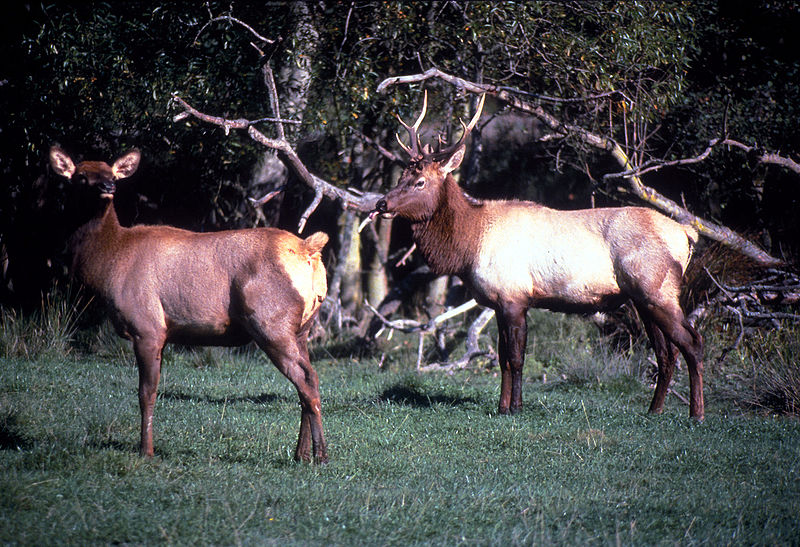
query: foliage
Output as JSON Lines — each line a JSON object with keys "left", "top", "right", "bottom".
{"left": 660, "top": 2, "right": 800, "bottom": 259}
{"left": 2, "top": 347, "right": 799, "bottom": 544}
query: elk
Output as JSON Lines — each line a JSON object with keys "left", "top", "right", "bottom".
{"left": 374, "top": 93, "right": 705, "bottom": 420}
{"left": 50, "top": 145, "right": 330, "bottom": 462}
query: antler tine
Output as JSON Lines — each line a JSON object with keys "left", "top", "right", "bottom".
{"left": 464, "top": 93, "right": 485, "bottom": 133}
{"left": 441, "top": 93, "right": 486, "bottom": 155}
{"left": 395, "top": 132, "right": 413, "bottom": 155}
{"left": 395, "top": 90, "right": 428, "bottom": 159}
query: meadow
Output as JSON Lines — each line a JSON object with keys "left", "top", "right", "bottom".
{"left": 2, "top": 306, "right": 799, "bottom": 545}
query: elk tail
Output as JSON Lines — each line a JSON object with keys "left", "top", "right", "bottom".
{"left": 303, "top": 232, "right": 329, "bottom": 256}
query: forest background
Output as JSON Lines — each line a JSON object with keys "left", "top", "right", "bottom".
{"left": 1, "top": 0, "right": 799, "bottom": 371}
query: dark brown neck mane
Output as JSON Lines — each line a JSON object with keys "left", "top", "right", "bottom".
{"left": 410, "top": 175, "right": 484, "bottom": 276}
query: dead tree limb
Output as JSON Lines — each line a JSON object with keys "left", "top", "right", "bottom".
{"left": 365, "top": 298, "right": 497, "bottom": 371}
{"left": 692, "top": 267, "right": 800, "bottom": 329}
{"left": 376, "top": 68, "right": 785, "bottom": 266}
{"left": 419, "top": 307, "right": 497, "bottom": 373}
{"left": 171, "top": 94, "right": 383, "bottom": 231}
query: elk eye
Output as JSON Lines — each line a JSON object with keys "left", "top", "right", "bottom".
{"left": 414, "top": 178, "right": 426, "bottom": 189}
{"left": 74, "top": 174, "right": 88, "bottom": 185}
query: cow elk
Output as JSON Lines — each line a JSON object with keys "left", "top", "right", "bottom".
{"left": 50, "top": 145, "right": 330, "bottom": 462}
{"left": 374, "top": 93, "right": 705, "bottom": 420}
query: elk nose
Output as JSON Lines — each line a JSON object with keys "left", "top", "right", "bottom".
{"left": 376, "top": 199, "right": 388, "bottom": 213}
{"left": 99, "top": 181, "right": 116, "bottom": 195}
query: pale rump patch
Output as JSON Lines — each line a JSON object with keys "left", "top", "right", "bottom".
{"left": 278, "top": 232, "right": 329, "bottom": 325}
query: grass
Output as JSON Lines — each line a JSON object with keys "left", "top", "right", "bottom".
{"left": 0, "top": 283, "right": 89, "bottom": 360}
{"left": 2, "top": 337, "right": 799, "bottom": 545}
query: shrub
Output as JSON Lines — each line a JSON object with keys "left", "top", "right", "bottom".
{"left": 718, "top": 322, "right": 800, "bottom": 414}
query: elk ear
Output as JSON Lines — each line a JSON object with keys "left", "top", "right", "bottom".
{"left": 440, "top": 145, "right": 465, "bottom": 175}
{"left": 112, "top": 149, "right": 141, "bottom": 180}
{"left": 50, "top": 146, "right": 76, "bottom": 178}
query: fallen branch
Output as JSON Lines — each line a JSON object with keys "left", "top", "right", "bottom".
{"left": 692, "top": 267, "right": 800, "bottom": 333}
{"left": 365, "top": 298, "right": 496, "bottom": 371}
{"left": 419, "top": 307, "right": 497, "bottom": 372}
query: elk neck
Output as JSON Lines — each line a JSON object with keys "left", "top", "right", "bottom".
{"left": 410, "top": 174, "right": 485, "bottom": 277}
{"left": 68, "top": 198, "right": 126, "bottom": 291}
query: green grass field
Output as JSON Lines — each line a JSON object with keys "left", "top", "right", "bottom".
{"left": 2, "top": 334, "right": 799, "bottom": 545}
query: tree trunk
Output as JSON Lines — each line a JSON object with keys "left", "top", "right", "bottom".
{"left": 340, "top": 211, "right": 363, "bottom": 314}
{"left": 366, "top": 219, "right": 391, "bottom": 307}
{"left": 250, "top": 1, "right": 319, "bottom": 225}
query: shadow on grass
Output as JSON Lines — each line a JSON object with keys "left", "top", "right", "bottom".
{"left": 376, "top": 383, "right": 479, "bottom": 408}
{"left": 160, "top": 390, "right": 287, "bottom": 406}
{"left": 0, "top": 414, "right": 32, "bottom": 451}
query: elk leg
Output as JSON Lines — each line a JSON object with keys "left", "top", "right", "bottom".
{"left": 495, "top": 313, "right": 513, "bottom": 414}
{"left": 648, "top": 305, "right": 705, "bottom": 421}
{"left": 249, "top": 329, "right": 328, "bottom": 464}
{"left": 497, "top": 304, "right": 527, "bottom": 414}
{"left": 133, "top": 334, "right": 165, "bottom": 457}
{"left": 294, "top": 333, "right": 327, "bottom": 463}
{"left": 637, "top": 308, "right": 678, "bottom": 414}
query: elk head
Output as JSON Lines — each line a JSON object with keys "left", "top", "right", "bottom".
{"left": 375, "top": 92, "right": 485, "bottom": 222}
{"left": 50, "top": 146, "right": 141, "bottom": 199}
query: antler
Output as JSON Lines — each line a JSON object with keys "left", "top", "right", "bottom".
{"left": 395, "top": 90, "right": 428, "bottom": 159}
{"left": 439, "top": 93, "right": 485, "bottom": 157}
{"left": 395, "top": 91, "right": 486, "bottom": 161}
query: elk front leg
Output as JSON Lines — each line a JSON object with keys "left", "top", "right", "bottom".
{"left": 496, "top": 304, "right": 528, "bottom": 414}
{"left": 133, "top": 335, "right": 164, "bottom": 457}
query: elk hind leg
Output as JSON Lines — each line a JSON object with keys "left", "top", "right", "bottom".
{"left": 647, "top": 304, "right": 704, "bottom": 420}
{"left": 248, "top": 322, "right": 328, "bottom": 463}
{"left": 637, "top": 307, "right": 679, "bottom": 415}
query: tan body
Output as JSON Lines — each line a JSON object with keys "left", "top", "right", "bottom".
{"left": 377, "top": 93, "right": 704, "bottom": 419}
{"left": 52, "top": 146, "right": 329, "bottom": 462}
{"left": 468, "top": 202, "right": 695, "bottom": 313}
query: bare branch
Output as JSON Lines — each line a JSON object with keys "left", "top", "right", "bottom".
{"left": 252, "top": 43, "right": 286, "bottom": 141}
{"left": 171, "top": 94, "right": 383, "bottom": 224}
{"left": 248, "top": 184, "right": 287, "bottom": 206}
{"left": 419, "top": 307, "right": 497, "bottom": 372}
{"left": 195, "top": 15, "right": 275, "bottom": 45}
{"left": 359, "top": 132, "right": 405, "bottom": 164}
{"left": 605, "top": 137, "right": 800, "bottom": 179}
{"left": 365, "top": 298, "right": 480, "bottom": 334}
{"left": 298, "top": 190, "right": 324, "bottom": 234}
{"left": 691, "top": 267, "right": 800, "bottom": 332}
{"left": 365, "top": 298, "right": 497, "bottom": 372}
{"left": 719, "top": 138, "right": 800, "bottom": 175}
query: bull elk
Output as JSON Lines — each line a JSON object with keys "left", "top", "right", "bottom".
{"left": 374, "top": 93, "right": 705, "bottom": 420}
{"left": 50, "top": 145, "right": 330, "bottom": 462}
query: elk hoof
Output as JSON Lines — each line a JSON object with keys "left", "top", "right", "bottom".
{"left": 498, "top": 406, "right": 522, "bottom": 415}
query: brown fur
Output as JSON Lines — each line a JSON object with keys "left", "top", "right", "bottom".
{"left": 377, "top": 127, "right": 705, "bottom": 420}
{"left": 50, "top": 146, "right": 329, "bottom": 462}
